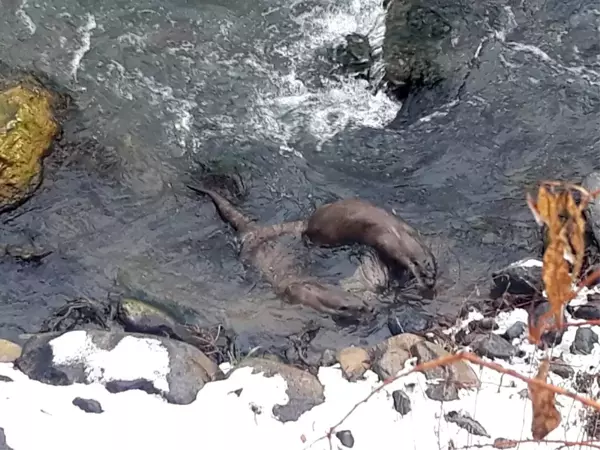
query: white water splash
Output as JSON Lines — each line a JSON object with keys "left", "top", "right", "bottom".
{"left": 249, "top": 0, "right": 400, "bottom": 154}
{"left": 70, "top": 14, "right": 97, "bottom": 81}
{"left": 15, "top": 0, "right": 36, "bottom": 36}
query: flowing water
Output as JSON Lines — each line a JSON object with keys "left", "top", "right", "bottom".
{"left": 0, "top": 0, "right": 599, "bottom": 352}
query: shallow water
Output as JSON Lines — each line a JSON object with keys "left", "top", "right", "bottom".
{"left": 0, "top": 0, "right": 599, "bottom": 350}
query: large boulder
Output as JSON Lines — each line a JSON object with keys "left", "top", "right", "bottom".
{"left": 14, "top": 330, "right": 224, "bottom": 405}
{"left": 383, "top": 0, "right": 496, "bottom": 123}
{"left": 0, "top": 81, "right": 61, "bottom": 213}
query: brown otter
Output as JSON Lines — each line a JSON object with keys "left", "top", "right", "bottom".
{"left": 302, "top": 198, "right": 437, "bottom": 290}
{"left": 187, "top": 185, "right": 373, "bottom": 318}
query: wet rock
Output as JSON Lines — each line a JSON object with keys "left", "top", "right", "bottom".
{"left": 491, "top": 259, "right": 543, "bottom": 297}
{"left": 0, "top": 82, "right": 61, "bottom": 213}
{"left": 532, "top": 302, "right": 565, "bottom": 347}
{"left": 410, "top": 341, "right": 480, "bottom": 389}
{"left": 337, "top": 347, "right": 370, "bottom": 381}
{"left": 568, "top": 304, "right": 600, "bottom": 321}
{"left": 582, "top": 172, "right": 600, "bottom": 244}
{"left": 570, "top": 328, "right": 598, "bottom": 355}
{"left": 392, "top": 389, "right": 411, "bottom": 415}
{"left": 0, "top": 427, "right": 13, "bottom": 450}
{"left": 387, "top": 304, "right": 432, "bottom": 335}
{"left": 72, "top": 397, "right": 104, "bottom": 414}
{"left": 330, "top": 33, "right": 373, "bottom": 79}
{"left": 549, "top": 358, "right": 574, "bottom": 379}
{"left": 15, "top": 330, "right": 224, "bottom": 405}
{"left": 336, "top": 430, "right": 355, "bottom": 448}
{"left": 0, "top": 339, "right": 22, "bottom": 362}
{"left": 320, "top": 349, "right": 337, "bottom": 367}
{"left": 470, "top": 334, "right": 516, "bottom": 361}
{"left": 233, "top": 358, "right": 325, "bottom": 423}
{"left": 0, "top": 375, "right": 13, "bottom": 382}
{"left": 383, "top": 0, "right": 492, "bottom": 123}
{"left": 503, "top": 321, "right": 526, "bottom": 341}
{"left": 370, "top": 333, "right": 424, "bottom": 380}
{"left": 445, "top": 411, "right": 490, "bottom": 438}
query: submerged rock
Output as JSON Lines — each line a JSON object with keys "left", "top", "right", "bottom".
{"left": 232, "top": 358, "right": 325, "bottom": 423}
{"left": 330, "top": 33, "right": 373, "bottom": 79}
{"left": 15, "top": 330, "right": 224, "bottom": 405}
{"left": 72, "top": 397, "right": 104, "bottom": 414}
{"left": 570, "top": 328, "right": 598, "bottom": 355}
{"left": 491, "top": 259, "right": 543, "bottom": 297}
{"left": 0, "top": 82, "right": 61, "bottom": 213}
{"left": 337, "top": 347, "right": 370, "bottom": 381}
{"left": 387, "top": 304, "right": 432, "bottom": 335}
{"left": 0, "top": 339, "right": 22, "bottom": 362}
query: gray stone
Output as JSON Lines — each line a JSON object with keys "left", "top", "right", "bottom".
{"left": 15, "top": 330, "right": 224, "bottom": 405}
{"left": 392, "top": 390, "right": 411, "bottom": 415}
{"left": 504, "top": 322, "right": 526, "bottom": 341}
{"left": 0, "top": 427, "right": 12, "bottom": 450}
{"left": 549, "top": 358, "right": 574, "bottom": 379}
{"left": 445, "top": 410, "right": 490, "bottom": 437}
{"left": 425, "top": 382, "right": 459, "bottom": 402}
{"left": 72, "top": 397, "right": 104, "bottom": 414}
{"left": 233, "top": 358, "right": 325, "bottom": 422}
{"left": 411, "top": 341, "right": 480, "bottom": 389}
{"left": 471, "top": 334, "right": 517, "bottom": 360}
{"left": 370, "top": 333, "right": 424, "bottom": 381}
{"left": 570, "top": 328, "right": 599, "bottom": 355}
{"left": 491, "top": 259, "right": 543, "bottom": 297}
{"left": 336, "top": 430, "right": 355, "bottom": 448}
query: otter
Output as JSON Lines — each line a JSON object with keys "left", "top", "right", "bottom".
{"left": 302, "top": 198, "right": 437, "bottom": 290}
{"left": 187, "top": 185, "right": 372, "bottom": 318}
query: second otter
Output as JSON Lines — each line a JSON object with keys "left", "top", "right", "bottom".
{"left": 303, "top": 198, "right": 437, "bottom": 290}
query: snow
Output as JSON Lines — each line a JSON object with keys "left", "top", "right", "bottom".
{"left": 50, "top": 330, "right": 171, "bottom": 392}
{"left": 1, "top": 266, "right": 599, "bottom": 449}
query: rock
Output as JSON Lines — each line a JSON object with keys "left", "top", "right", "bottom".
{"left": 467, "top": 318, "right": 498, "bottom": 333}
{"left": 320, "top": 349, "right": 337, "bottom": 366}
{"left": 0, "top": 375, "right": 13, "bottom": 382}
{"left": 549, "top": 358, "right": 574, "bottom": 379}
{"left": 72, "top": 397, "right": 104, "bottom": 414}
{"left": 336, "top": 430, "right": 355, "bottom": 448}
{"left": 425, "top": 383, "right": 459, "bottom": 402}
{"left": 233, "top": 358, "right": 325, "bottom": 422}
{"left": 105, "top": 379, "right": 162, "bottom": 396}
{"left": 410, "top": 341, "right": 480, "bottom": 389}
{"left": 568, "top": 304, "right": 600, "bottom": 321}
{"left": 330, "top": 33, "right": 373, "bottom": 79}
{"left": 570, "top": 328, "right": 598, "bottom": 355}
{"left": 0, "top": 82, "right": 61, "bottom": 213}
{"left": 337, "top": 347, "right": 370, "bottom": 381}
{"left": 387, "top": 304, "right": 432, "bottom": 335}
{"left": 370, "top": 333, "right": 424, "bottom": 380}
{"left": 0, "top": 339, "right": 22, "bottom": 362}
{"left": 0, "top": 427, "right": 13, "bottom": 450}
{"left": 14, "top": 330, "right": 224, "bottom": 405}
{"left": 503, "top": 321, "right": 526, "bottom": 341}
{"left": 582, "top": 172, "right": 600, "bottom": 244}
{"left": 491, "top": 259, "right": 543, "bottom": 297}
{"left": 470, "top": 334, "right": 517, "bottom": 360}
{"left": 392, "top": 389, "right": 411, "bottom": 415}
{"left": 383, "top": 0, "right": 492, "bottom": 123}
{"left": 445, "top": 411, "right": 490, "bottom": 437}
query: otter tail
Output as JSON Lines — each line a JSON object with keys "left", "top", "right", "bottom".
{"left": 187, "top": 184, "right": 255, "bottom": 232}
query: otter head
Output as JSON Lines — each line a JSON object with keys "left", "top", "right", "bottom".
{"left": 284, "top": 281, "right": 373, "bottom": 318}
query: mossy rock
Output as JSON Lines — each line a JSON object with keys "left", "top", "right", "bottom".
{"left": 0, "top": 83, "right": 60, "bottom": 213}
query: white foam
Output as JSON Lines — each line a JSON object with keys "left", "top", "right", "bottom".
{"left": 15, "top": 0, "right": 36, "bottom": 36}
{"left": 69, "top": 14, "right": 96, "bottom": 82}
{"left": 49, "top": 330, "right": 171, "bottom": 392}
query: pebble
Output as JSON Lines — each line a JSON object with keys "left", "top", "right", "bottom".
{"left": 445, "top": 411, "right": 490, "bottom": 437}
{"left": 337, "top": 347, "right": 370, "bottom": 381}
{"left": 0, "top": 375, "right": 13, "bottom": 383}
{"left": 392, "top": 390, "right": 411, "bottom": 415}
{"left": 336, "top": 430, "right": 355, "bottom": 448}
{"left": 72, "top": 397, "right": 104, "bottom": 414}
{"left": 0, "top": 339, "right": 22, "bottom": 363}
{"left": 503, "top": 321, "right": 526, "bottom": 341}
{"left": 570, "top": 328, "right": 599, "bottom": 355}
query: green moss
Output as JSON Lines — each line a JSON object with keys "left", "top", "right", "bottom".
{"left": 0, "top": 84, "right": 59, "bottom": 212}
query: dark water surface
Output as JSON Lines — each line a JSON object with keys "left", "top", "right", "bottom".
{"left": 0, "top": 0, "right": 599, "bottom": 351}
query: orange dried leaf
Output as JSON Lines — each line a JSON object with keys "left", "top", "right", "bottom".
{"left": 529, "top": 359, "right": 560, "bottom": 440}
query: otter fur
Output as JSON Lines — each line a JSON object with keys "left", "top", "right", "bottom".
{"left": 187, "top": 185, "right": 372, "bottom": 318}
{"left": 303, "top": 198, "right": 437, "bottom": 290}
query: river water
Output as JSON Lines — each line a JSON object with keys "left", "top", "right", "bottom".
{"left": 0, "top": 0, "right": 599, "bottom": 352}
